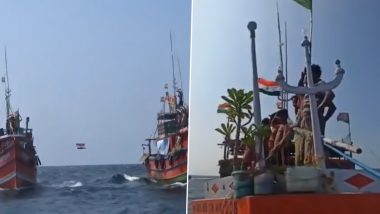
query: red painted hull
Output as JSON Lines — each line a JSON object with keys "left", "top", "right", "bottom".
{"left": 192, "top": 193, "right": 380, "bottom": 214}
{"left": 0, "top": 135, "right": 37, "bottom": 190}
{"left": 144, "top": 131, "right": 188, "bottom": 183}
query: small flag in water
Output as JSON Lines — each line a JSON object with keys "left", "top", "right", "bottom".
{"left": 258, "top": 78, "right": 281, "bottom": 96}
{"left": 337, "top": 112, "right": 350, "bottom": 124}
{"left": 217, "top": 103, "right": 231, "bottom": 113}
{"left": 293, "top": 0, "right": 312, "bottom": 11}
{"left": 1, "top": 77, "right": 5, "bottom": 83}
{"left": 76, "top": 143, "right": 86, "bottom": 149}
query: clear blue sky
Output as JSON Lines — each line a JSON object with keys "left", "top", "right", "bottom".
{"left": 0, "top": 0, "right": 191, "bottom": 166}
{"left": 189, "top": 0, "right": 380, "bottom": 175}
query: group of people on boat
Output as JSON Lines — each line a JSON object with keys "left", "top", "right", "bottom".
{"left": 4, "top": 111, "right": 22, "bottom": 135}
{"left": 247, "top": 64, "right": 337, "bottom": 168}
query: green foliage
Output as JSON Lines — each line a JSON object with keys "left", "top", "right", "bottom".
{"left": 215, "top": 122, "right": 236, "bottom": 140}
{"left": 221, "top": 88, "right": 253, "bottom": 122}
{"left": 216, "top": 88, "right": 254, "bottom": 171}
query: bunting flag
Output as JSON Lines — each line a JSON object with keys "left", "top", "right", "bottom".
{"left": 337, "top": 112, "right": 350, "bottom": 124}
{"left": 258, "top": 78, "right": 281, "bottom": 96}
{"left": 217, "top": 103, "right": 231, "bottom": 113}
{"left": 294, "top": 0, "right": 312, "bottom": 11}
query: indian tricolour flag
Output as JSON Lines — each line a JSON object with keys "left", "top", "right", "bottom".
{"left": 258, "top": 78, "right": 281, "bottom": 96}
{"left": 217, "top": 103, "right": 231, "bottom": 113}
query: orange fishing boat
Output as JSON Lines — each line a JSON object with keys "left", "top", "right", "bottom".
{"left": 0, "top": 51, "right": 41, "bottom": 190}
{"left": 141, "top": 87, "right": 188, "bottom": 184}
{"left": 140, "top": 34, "right": 188, "bottom": 184}
{"left": 191, "top": 20, "right": 380, "bottom": 214}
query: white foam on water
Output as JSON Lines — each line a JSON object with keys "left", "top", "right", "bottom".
{"left": 123, "top": 174, "right": 140, "bottom": 182}
{"left": 170, "top": 182, "right": 187, "bottom": 187}
{"left": 54, "top": 180, "right": 83, "bottom": 188}
{"left": 163, "top": 182, "right": 187, "bottom": 189}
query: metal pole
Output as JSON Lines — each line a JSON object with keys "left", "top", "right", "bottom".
{"left": 302, "top": 37, "right": 325, "bottom": 168}
{"left": 276, "top": 1, "right": 285, "bottom": 109}
{"left": 4, "top": 47, "right": 11, "bottom": 117}
{"left": 247, "top": 22, "right": 265, "bottom": 168}
{"left": 324, "top": 143, "right": 380, "bottom": 179}
{"left": 285, "top": 22, "right": 288, "bottom": 110}
{"left": 169, "top": 32, "right": 177, "bottom": 107}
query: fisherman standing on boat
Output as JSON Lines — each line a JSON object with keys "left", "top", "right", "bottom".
{"left": 309, "top": 64, "right": 336, "bottom": 136}
{"left": 291, "top": 65, "right": 336, "bottom": 165}
{"left": 296, "top": 65, "right": 336, "bottom": 136}
{"left": 177, "top": 89, "right": 184, "bottom": 107}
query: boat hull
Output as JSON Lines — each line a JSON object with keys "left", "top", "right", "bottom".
{"left": 146, "top": 157, "right": 187, "bottom": 184}
{"left": 143, "top": 130, "right": 188, "bottom": 184}
{"left": 0, "top": 135, "right": 37, "bottom": 190}
{"left": 192, "top": 193, "right": 380, "bottom": 214}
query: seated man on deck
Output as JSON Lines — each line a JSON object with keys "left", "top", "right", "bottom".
{"left": 266, "top": 109, "right": 292, "bottom": 166}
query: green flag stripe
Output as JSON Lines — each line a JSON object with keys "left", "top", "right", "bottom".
{"left": 294, "top": 0, "right": 312, "bottom": 11}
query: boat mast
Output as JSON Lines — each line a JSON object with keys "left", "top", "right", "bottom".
{"left": 4, "top": 47, "right": 11, "bottom": 117}
{"left": 177, "top": 56, "right": 183, "bottom": 92}
{"left": 276, "top": 0, "right": 286, "bottom": 110}
{"left": 284, "top": 22, "right": 288, "bottom": 110}
{"left": 169, "top": 32, "right": 177, "bottom": 109}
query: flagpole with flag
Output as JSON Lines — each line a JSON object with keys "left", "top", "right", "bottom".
{"left": 337, "top": 112, "right": 351, "bottom": 140}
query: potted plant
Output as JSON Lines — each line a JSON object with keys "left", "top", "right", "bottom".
{"left": 219, "top": 88, "right": 255, "bottom": 198}
{"left": 220, "top": 88, "right": 253, "bottom": 171}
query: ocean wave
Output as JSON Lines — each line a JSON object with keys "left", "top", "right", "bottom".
{"left": 162, "top": 182, "right": 187, "bottom": 189}
{"left": 123, "top": 174, "right": 139, "bottom": 182}
{"left": 110, "top": 173, "right": 140, "bottom": 184}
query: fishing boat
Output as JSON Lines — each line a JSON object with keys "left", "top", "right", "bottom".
{"left": 0, "top": 51, "right": 41, "bottom": 190}
{"left": 191, "top": 19, "right": 380, "bottom": 214}
{"left": 140, "top": 34, "right": 188, "bottom": 184}
{"left": 140, "top": 87, "right": 188, "bottom": 184}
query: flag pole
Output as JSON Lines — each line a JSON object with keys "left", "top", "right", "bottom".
{"left": 247, "top": 21, "right": 265, "bottom": 169}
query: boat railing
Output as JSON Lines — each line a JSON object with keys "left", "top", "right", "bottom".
{"left": 324, "top": 143, "right": 380, "bottom": 179}
{"left": 0, "top": 127, "right": 33, "bottom": 136}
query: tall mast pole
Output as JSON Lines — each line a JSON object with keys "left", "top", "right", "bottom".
{"left": 276, "top": 0, "right": 285, "bottom": 109}
{"left": 169, "top": 32, "right": 177, "bottom": 108}
{"left": 177, "top": 56, "right": 183, "bottom": 90}
{"left": 285, "top": 22, "right": 288, "bottom": 110}
{"left": 4, "top": 47, "right": 11, "bottom": 117}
